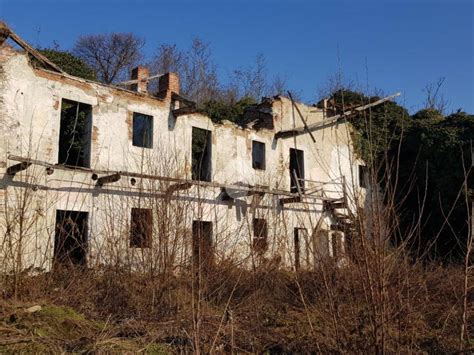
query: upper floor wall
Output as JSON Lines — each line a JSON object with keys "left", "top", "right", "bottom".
{"left": 0, "top": 46, "right": 362, "bottom": 195}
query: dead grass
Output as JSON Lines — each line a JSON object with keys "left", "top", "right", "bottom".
{"left": 0, "top": 259, "right": 471, "bottom": 353}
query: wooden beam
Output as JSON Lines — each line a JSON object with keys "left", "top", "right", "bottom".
{"left": 171, "top": 92, "right": 196, "bottom": 108}
{"left": 221, "top": 184, "right": 268, "bottom": 199}
{"left": 170, "top": 92, "right": 197, "bottom": 117}
{"left": 279, "top": 196, "right": 302, "bottom": 206}
{"left": 324, "top": 198, "right": 346, "bottom": 211}
{"left": 97, "top": 173, "right": 121, "bottom": 186}
{"left": 330, "top": 224, "right": 348, "bottom": 232}
{"left": 0, "top": 22, "right": 64, "bottom": 74}
{"left": 166, "top": 182, "right": 193, "bottom": 195}
{"left": 288, "top": 91, "right": 316, "bottom": 143}
{"left": 172, "top": 106, "right": 197, "bottom": 117}
{"left": 275, "top": 92, "right": 401, "bottom": 139}
{"left": 116, "top": 74, "right": 163, "bottom": 86}
{"left": 6, "top": 162, "right": 31, "bottom": 176}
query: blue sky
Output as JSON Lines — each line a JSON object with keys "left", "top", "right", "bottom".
{"left": 1, "top": 0, "right": 472, "bottom": 113}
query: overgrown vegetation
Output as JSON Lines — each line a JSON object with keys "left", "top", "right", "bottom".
{"left": 395, "top": 109, "right": 473, "bottom": 260}
{"left": 0, "top": 261, "right": 470, "bottom": 353}
{"left": 326, "top": 89, "right": 473, "bottom": 260}
{"left": 199, "top": 96, "right": 256, "bottom": 124}
{"left": 38, "top": 49, "right": 96, "bottom": 81}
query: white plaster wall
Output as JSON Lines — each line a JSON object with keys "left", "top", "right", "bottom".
{"left": 0, "top": 49, "right": 362, "bottom": 271}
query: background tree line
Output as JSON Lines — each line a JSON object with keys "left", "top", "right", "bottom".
{"left": 37, "top": 31, "right": 473, "bottom": 262}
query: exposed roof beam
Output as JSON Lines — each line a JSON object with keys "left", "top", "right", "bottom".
{"left": 116, "top": 74, "right": 163, "bottom": 86}
{"left": 275, "top": 92, "right": 401, "bottom": 139}
{"left": 288, "top": 91, "right": 316, "bottom": 143}
{"left": 0, "top": 22, "right": 65, "bottom": 74}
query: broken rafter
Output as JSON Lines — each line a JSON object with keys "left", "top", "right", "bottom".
{"left": 0, "top": 22, "right": 64, "bottom": 74}
{"left": 275, "top": 92, "right": 401, "bottom": 139}
{"left": 288, "top": 91, "right": 316, "bottom": 143}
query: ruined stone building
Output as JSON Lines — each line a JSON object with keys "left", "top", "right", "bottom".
{"left": 0, "top": 24, "right": 372, "bottom": 273}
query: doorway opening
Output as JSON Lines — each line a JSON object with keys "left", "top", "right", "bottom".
{"left": 54, "top": 210, "right": 88, "bottom": 266}
{"left": 192, "top": 220, "right": 214, "bottom": 272}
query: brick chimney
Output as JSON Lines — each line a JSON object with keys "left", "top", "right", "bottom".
{"left": 130, "top": 66, "right": 149, "bottom": 93}
{"left": 158, "top": 72, "right": 180, "bottom": 96}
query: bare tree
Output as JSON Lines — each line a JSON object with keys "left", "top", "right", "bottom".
{"left": 148, "top": 38, "right": 220, "bottom": 105}
{"left": 423, "top": 77, "right": 449, "bottom": 114}
{"left": 148, "top": 44, "right": 187, "bottom": 93}
{"left": 182, "top": 38, "right": 220, "bottom": 105}
{"left": 316, "top": 71, "right": 357, "bottom": 103}
{"left": 268, "top": 74, "right": 288, "bottom": 97}
{"left": 149, "top": 44, "right": 186, "bottom": 76}
{"left": 149, "top": 42, "right": 289, "bottom": 105}
{"left": 231, "top": 53, "right": 268, "bottom": 100}
{"left": 74, "top": 33, "right": 145, "bottom": 84}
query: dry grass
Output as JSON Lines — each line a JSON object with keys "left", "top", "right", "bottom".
{"left": 0, "top": 257, "right": 471, "bottom": 353}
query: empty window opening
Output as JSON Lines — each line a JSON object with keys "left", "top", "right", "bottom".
{"left": 130, "top": 208, "right": 153, "bottom": 248}
{"left": 359, "top": 164, "right": 368, "bottom": 188}
{"left": 294, "top": 227, "right": 311, "bottom": 270}
{"left": 192, "top": 220, "right": 214, "bottom": 272}
{"left": 132, "top": 112, "right": 153, "bottom": 148}
{"left": 192, "top": 127, "right": 212, "bottom": 181}
{"left": 54, "top": 210, "right": 88, "bottom": 266}
{"left": 290, "top": 148, "right": 305, "bottom": 193}
{"left": 252, "top": 140, "right": 266, "bottom": 170}
{"left": 253, "top": 218, "right": 268, "bottom": 252}
{"left": 58, "top": 99, "right": 92, "bottom": 168}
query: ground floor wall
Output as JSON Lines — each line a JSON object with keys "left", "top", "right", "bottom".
{"left": 0, "top": 168, "right": 346, "bottom": 273}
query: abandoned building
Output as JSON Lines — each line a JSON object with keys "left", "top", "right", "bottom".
{"left": 0, "top": 24, "right": 391, "bottom": 273}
